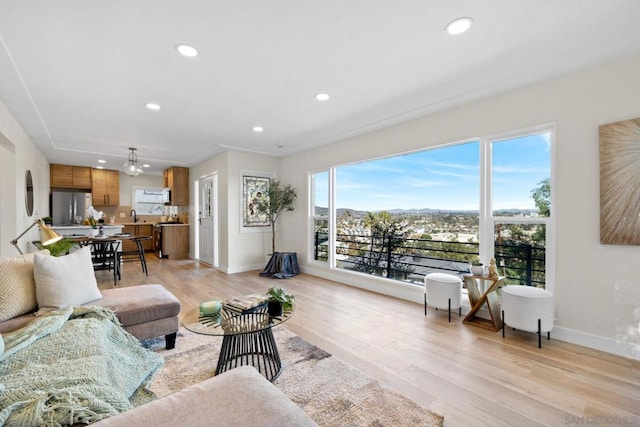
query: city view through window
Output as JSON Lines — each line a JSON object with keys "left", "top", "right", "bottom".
{"left": 312, "top": 130, "right": 552, "bottom": 288}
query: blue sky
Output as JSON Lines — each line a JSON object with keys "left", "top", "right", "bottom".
{"left": 321, "top": 133, "right": 550, "bottom": 212}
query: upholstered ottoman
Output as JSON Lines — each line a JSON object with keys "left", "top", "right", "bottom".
{"left": 93, "top": 366, "right": 317, "bottom": 426}
{"left": 424, "top": 272, "right": 463, "bottom": 322}
{"left": 92, "top": 284, "right": 181, "bottom": 349}
{"left": 501, "top": 285, "right": 554, "bottom": 348}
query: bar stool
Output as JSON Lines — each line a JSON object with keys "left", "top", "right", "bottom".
{"left": 424, "top": 273, "right": 462, "bottom": 322}
{"left": 119, "top": 236, "right": 150, "bottom": 276}
{"left": 134, "top": 236, "right": 150, "bottom": 275}
{"left": 501, "top": 285, "right": 554, "bottom": 348}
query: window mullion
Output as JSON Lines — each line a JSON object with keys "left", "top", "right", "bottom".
{"left": 309, "top": 174, "right": 316, "bottom": 261}
{"left": 479, "top": 137, "right": 493, "bottom": 263}
{"left": 328, "top": 168, "right": 336, "bottom": 269}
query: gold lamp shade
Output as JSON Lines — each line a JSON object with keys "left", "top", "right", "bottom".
{"left": 39, "top": 222, "right": 63, "bottom": 246}
{"left": 11, "top": 219, "right": 63, "bottom": 254}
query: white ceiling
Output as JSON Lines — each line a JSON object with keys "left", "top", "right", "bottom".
{"left": 1, "top": 1, "right": 640, "bottom": 175}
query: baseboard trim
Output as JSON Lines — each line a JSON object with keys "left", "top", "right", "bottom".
{"left": 551, "top": 326, "right": 639, "bottom": 360}
{"left": 225, "top": 262, "right": 265, "bottom": 275}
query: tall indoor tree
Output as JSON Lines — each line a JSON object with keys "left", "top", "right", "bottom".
{"left": 256, "top": 179, "right": 297, "bottom": 254}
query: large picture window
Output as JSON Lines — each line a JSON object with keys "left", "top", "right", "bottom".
{"left": 310, "top": 125, "right": 554, "bottom": 290}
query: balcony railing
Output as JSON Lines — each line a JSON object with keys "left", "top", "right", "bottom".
{"left": 314, "top": 232, "right": 545, "bottom": 287}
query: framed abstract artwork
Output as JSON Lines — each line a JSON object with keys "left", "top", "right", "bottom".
{"left": 242, "top": 175, "right": 270, "bottom": 227}
{"left": 600, "top": 117, "right": 640, "bottom": 245}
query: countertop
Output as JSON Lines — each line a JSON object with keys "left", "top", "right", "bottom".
{"left": 117, "top": 222, "right": 189, "bottom": 226}
{"left": 54, "top": 222, "right": 190, "bottom": 227}
{"left": 51, "top": 225, "right": 124, "bottom": 229}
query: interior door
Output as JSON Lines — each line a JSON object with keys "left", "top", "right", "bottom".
{"left": 198, "top": 175, "right": 215, "bottom": 266}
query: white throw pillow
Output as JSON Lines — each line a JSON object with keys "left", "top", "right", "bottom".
{"left": 34, "top": 246, "right": 102, "bottom": 314}
{"left": 0, "top": 250, "right": 49, "bottom": 321}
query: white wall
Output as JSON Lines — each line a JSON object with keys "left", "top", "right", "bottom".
{"left": 279, "top": 54, "right": 640, "bottom": 360}
{"left": 189, "top": 151, "right": 280, "bottom": 274}
{"left": 190, "top": 150, "right": 279, "bottom": 273}
{"left": 226, "top": 150, "right": 279, "bottom": 273}
{"left": 0, "top": 134, "right": 17, "bottom": 256}
{"left": 0, "top": 98, "right": 49, "bottom": 256}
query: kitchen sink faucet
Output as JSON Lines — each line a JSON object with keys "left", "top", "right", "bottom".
{"left": 130, "top": 209, "right": 138, "bottom": 223}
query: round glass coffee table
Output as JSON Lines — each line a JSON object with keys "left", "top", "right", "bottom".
{"left": 183, "top": 303, "right": 294, "bottom": 381}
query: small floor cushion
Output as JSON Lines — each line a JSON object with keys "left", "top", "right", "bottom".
{"left": 91, "top": 284, "right": 180, "bottom": 327}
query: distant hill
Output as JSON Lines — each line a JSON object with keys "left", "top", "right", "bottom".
{"left": 316, "top": 207, "right": 538, "bottom": 216}
{"left": 336, "top": 207, "right": 477, "bottom": 215}
{"left": 385, "top": 208, "right": 477, "bottom": 215}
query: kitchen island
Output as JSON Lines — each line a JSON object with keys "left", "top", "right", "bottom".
{"left": 157, "top": 223, "right": 189, "bottom": 259}
{"left": 51, "top": 225, "right": 124, "bottom": 237}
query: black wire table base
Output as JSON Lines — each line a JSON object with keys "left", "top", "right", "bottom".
{"left": 215, "top": 326, "right": 282, "bottom": 382}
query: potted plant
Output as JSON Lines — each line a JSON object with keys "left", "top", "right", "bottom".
{"left": 266, "top": 287, "right": 294, "bottom": 317}
{"left": 42, "top": 216, "right": 53, "bottom": 225}
{"left": 469, "top": 256, "right": 485, "bottom": 276}
{"left": 255, "top": 179, "right": 297, "bottom": 256}
{"left": 46, "top": 238, "right": 76, "bottom": 257}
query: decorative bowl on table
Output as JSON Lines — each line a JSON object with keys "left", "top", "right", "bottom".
{"left": 199, "top": 300, "right": 222, "bottom": 317}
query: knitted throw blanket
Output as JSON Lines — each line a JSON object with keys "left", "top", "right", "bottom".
{"left": 0, "top": 306, "right": 163, "bottom": 426}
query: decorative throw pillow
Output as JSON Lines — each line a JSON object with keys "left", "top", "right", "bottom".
{"left": 34, "top": 246, "right": 102, "bottom": 314}
{"left": 0, "top": 250, "right": 49, "bottom": 321}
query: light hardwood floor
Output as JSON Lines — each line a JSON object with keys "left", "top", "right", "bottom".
{"left": 100, "top": 256, "right": 640, "bottom": 427}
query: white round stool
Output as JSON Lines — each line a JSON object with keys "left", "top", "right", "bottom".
{"left": 424, "top": 273, "right": 462, "bottom": 322}
{"left": 501, "top": 285, "right": 554, "bottom": 348}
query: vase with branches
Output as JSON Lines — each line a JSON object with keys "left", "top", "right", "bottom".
{"left": 255, "top": 179, "right": 297, "bottom": 254}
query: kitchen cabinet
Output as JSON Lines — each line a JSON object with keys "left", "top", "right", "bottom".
{"left": 163, "top": 167, "right": 189, "bottom": 206}
{"left": 91, "top": 168, "right": 120, "bottom": 206}
{"left": 50, "top": 164, "right": 92, "bottom": 189}
{"left": 121, "top": 223, "right": 154, "bottom": 253}
{"left": 159, "top": 224, "right": 189, "bottom": 259}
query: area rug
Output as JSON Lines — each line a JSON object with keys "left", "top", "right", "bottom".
{"left": 145, "top": 327, "right": 443, "bottom": 427}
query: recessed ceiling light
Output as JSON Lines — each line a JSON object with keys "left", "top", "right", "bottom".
{"left": 143, "top": 164, "right": 150, "bottom": 168}
{"left": 176, "top": 44, "right": 198, "bottom": 57}
{"left": 253, "top": 126, "right": 264, "bottom": 133}
{"left": 315, "top": 93, "right": 330, "bottom": 101}
{"left": 98, "top": 159, "right": 106, "bottom": 164}
{"left": 446, "top": 17, "right": 473, "bottom": 35}
{"left": 145, "top": 103, "right": 160, "bottom": 110}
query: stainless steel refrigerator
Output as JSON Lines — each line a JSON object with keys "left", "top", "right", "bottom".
{"left": 51, "top": 191, "right": 93, "bottom": 226}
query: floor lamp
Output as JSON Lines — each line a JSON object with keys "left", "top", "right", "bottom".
{"left": 11, "top": 219, "right": 63, "bottom": 255}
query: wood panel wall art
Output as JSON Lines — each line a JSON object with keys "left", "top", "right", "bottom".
{"left": 600, "top": 117, "right": 640, "bottom": 245}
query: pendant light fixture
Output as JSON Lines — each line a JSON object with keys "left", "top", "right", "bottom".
{"left": 123, "top": 147, "right": 143, "bottom": 177}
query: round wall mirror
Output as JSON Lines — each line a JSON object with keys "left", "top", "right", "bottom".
{"left": 25, "top": 170, "right": 34, "bottom": 217}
